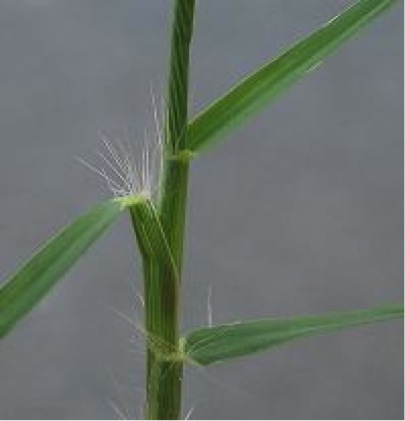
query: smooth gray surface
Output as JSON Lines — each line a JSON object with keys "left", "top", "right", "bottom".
{"left": 0, "top": 1, "right": 403, "bottom": 419}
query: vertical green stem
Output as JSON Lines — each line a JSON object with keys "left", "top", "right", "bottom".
{"left": 165, "top": 0, "right": 196, "bottom": 154}
{"left": 143, "top": 0, "right": 196, "bottom": 419}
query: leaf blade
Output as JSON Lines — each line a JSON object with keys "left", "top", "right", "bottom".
{"left": 187, "top": 0, "right": 399, "bottom": 153}
{"left": 184, "top": 304, "right": 404, "bottom": 365}
{"left": 0, "top": 200, "right": 125, "bottom": 337}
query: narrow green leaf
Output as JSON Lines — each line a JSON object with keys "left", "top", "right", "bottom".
{"left": 0, "top": 199, "right": 129, "bottom": 337}
{"left": 184, "top": 304, "right": 404, "bottom": 365}
{"left": 187, "top": 0, "right": 399, "bottom": 153}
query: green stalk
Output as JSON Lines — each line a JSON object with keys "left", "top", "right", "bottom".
{"left": 128, "top": 197, "right": 180, "bottom": 419}
{"left": 139, "top": 0, "right": 195, "bottom": 419}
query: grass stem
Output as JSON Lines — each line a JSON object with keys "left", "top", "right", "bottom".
{"left": 139, "top": 0, "right": 195, "bottom": 418}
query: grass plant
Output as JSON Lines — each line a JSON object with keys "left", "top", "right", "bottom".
{"left": 0, "top": 0, "right": 403, "bottom": 419}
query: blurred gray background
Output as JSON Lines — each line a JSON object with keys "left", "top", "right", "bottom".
{"left": 0, "top": 1, "right": 403, "bottom": 419}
